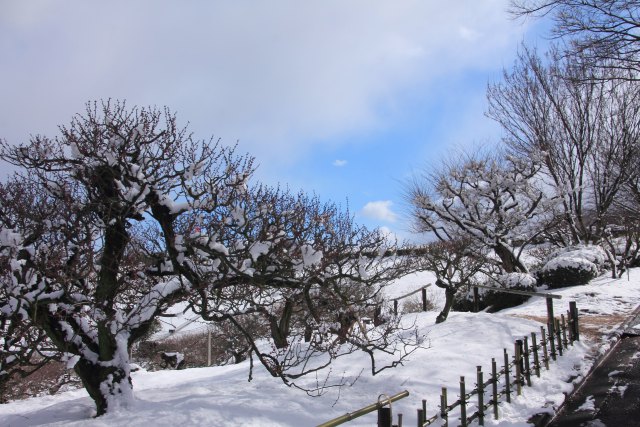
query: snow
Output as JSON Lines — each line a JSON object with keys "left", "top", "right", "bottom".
{"left": 3, "top": 268, "right": 640, "bottom": 426}
{"left": 545, "top": 245, "right": 607, "bottom": 267}
{"left": 542, "top": 256, "right": 598, "bottom": 275}
{"left": 300, "top": 244, "right": 323, "bottom": 267}
{"left": 576, "top": 395, "right": 595, "bottom": 411}
{"left": 497, "top": 272, "right": 537, "bottom": 288}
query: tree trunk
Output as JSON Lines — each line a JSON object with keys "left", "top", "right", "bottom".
{"left": 435, "top": 287, "right": 457, "bottom": 324}
{"left": 494, "top": 243, "right": 528, "bottom": 273}
{"left": 74, "top": 359, "right": 132, "bottom": 417}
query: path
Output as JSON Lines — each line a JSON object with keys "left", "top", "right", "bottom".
{"left": 544, "top": 313, "right": 640, "bottom": 427}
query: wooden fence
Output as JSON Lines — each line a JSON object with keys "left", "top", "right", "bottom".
{"left": 413, "top": 301, "right": 580, "bottom": 427}
{"left": 391, "top": 284, "right": 432, "bottom": 316}
{"left": 317, "top": 301, "right": 580, "bottom": 427}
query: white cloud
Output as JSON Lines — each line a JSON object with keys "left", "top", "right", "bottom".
{"left": 332, "top": 159, "right": 348, "bottom": 167}
{"left": 361, "top": 200, "right": 398, "bottom": 223}
{"left": 0, "top": 1, "right": 533, "bottom": 168}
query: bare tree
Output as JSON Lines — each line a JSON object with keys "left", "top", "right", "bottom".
{"left": 510, "top": 0, "right": 640, "bottom": 76}
{"left": 175, "top": 187, "right": 420, "bottom": 387}
{"left": 487, "top": 47, "right": 640, "bottom": 246}
{"left": 407, "top": 149, "right": 550, "bottom": 274}
{"left": 417, "top": 239, "right": 485, "bottom": 324}
{"left": 0, "top": 101, "right": 419, "bottom": 414}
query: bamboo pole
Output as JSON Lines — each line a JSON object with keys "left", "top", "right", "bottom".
{"left": 523, "top": 337, "right": 532, "bottom": 387}
{"left": 316, "top": 390, "right": 410, "bottom": 427}
{"left": 460, "top": 376, "right": 467, "bottom": 427}
{"left": 531, "top": 332, "right": 540, "bottom": 378}
{"left": 441, "top": 387, "right": 448, "bottom": 427}
{"left": 503, "top": 348, "right": 511, "bottom": 403}
{"left": 477, "top": 366, "right": 484, "bottom": 426}
{"left": 540, "top": 326, "right": 550, "bottom": 369}
{"left": 515, "top": 340, "right": 522, "bottom": 396}
{"left": 491, "top": 358, "right": 498, "bottom": 420}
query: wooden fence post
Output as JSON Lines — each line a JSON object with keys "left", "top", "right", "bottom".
{"left": 477, "top": 366, "right": 484, "bottom": 426}
{"left": 569, "top": 301, "right": 580, "bottom": 341}
{"left": 515, "top": 340, "right": 522, "bottom": 396}
{"left": 540, "top": 326, "right": 550, "bottom": 369}
{"left": 491, "top": 358, "right": 499, "bottom": 420}
{"left": 546, "top": 297, "right": 555, "bottom": 334}
{"left": 561, "top": 314, "right": 569, "bottom": 348}
{"left": 378, "top": 407, "right": 392, "bottom": 427}
{"left": 441, "top": 387, "right": 448, "bottom": 427}
{"left": 531, "top": 332, "right": 540, "bottom": 378}
{"left": 548, "top": 322, "right": 557, "bottom": 361}
{"left": 523, "top": 336, "right": 532, "bottom": 387}
{"left": 555, "top": 318, "right": 563, "bottom": 357}
{"left": 422, "top": 288, "right": 428, "bottom": 312}
{"left": 460, "top": 376, "right": 467, "bottom": 427}
{"left": 393, "top": 300, "right": 398, "bottom": 316}
{"left": 503, "top": 348, "right": 511, "bottom": 403}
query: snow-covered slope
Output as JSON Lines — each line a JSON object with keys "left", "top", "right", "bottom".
{"left": 2, "top": 269, "right": 640, "bottom": 427}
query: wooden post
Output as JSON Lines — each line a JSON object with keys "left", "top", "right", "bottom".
{"left": 546, "top": 297, "right": 555, "bottom": 334}
{"left": 417, "top": 410, "right": 423, "bottom": 427}
{"left": 567, "top": 310, "right": 574, "bottom": 343}
{"left": 503, "top": 348, "right": 511, "bottom": 403}
{"left": 473, "top": 287, "right": 480, "bottom": 313}
{"left": 422, "top": 288, "right": 428, "bottom": 312}
{"left": 378, "top": 407, "right": 392, "bottom": 427}
{"left": 422, "top": 399, "right": 427, "bottom": 424}
{"left": 207, "top": 329, "right": 212, "bottom": 367}
{"left": 441, "top": 387, "right": 448, "bottom": 427}
{"left": 546, "top": 297, "right": 555, "bottom": 356}
{"left": 477, "top": 366, "right": 484, "bottom": 426}
{"left": 304, "top": 325, "right": 312, "bottom": 342}
{"left": 394, "top": 300, "right": 398, "bottom": 316}
{"left": 569, "top": 301, "right": 580, "bottom": 341}
{"left": 374, "top": 304, "right": 383, "bottom": 327}
{"left": 460, "top": 376, "right": 467, "bottom": 427}
{"left": 515, "top": 340, "right": 522, "bottom": 396}
{"left": 531, "top": 332, "right": 540, "bottom": 377}
{"left": 540, "top": 326, "right": 550, "bottom": 369}
{"left": 555, "top": 318, "right": 563, "bottom": 356}
{"left": 561, "top": 314, "right": 569, "bottom": 348}
{"left": 523, "top": 336, "right": 532, "bottom": 386}
{"left": 491, "top": 358, "right": 498, "bottom": 420}
{"left": 548, "top": 322, "right": 557, "bottom": 361}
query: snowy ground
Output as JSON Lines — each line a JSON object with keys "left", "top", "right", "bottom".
{"left": 2, "top": 269, "right": 640, "bottom": 427}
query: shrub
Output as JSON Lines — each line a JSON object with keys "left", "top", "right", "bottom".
{"left": 482, "top": 273, "right": 536, "bottom": 312}
{"left": 538, "top": 256, "right": 599, "bottom": 288}
{"left": 544, "top": 245, "right": 607, "bottom": 268}
{"left": 401, "top": 294, "right": 436, "bottom": 314}
{"left": 453, "top": 273, "right": 536, "bottom": 313}
{"left": 0, "top": 361, "right": 81, "bottom": 402}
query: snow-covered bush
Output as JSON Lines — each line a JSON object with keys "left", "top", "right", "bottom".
{"left": 454, "top": 273, "right": 536, "bottom": 313}
{"left": 537, "top": 246, "right": 605, "bottom": 288}
{"left": 544, "top": 245, "right": 607, "bottom": 269}
{"left": 538, "top": 256, "right": 599, "bottom": 288}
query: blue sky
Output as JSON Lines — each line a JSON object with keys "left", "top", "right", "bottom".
{"left": 0, "top": 1, "right": 550, "bottom": 242}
